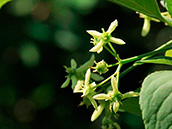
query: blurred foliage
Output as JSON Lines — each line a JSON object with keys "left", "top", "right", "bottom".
{"left": 0, "top": 0, "right": 172, "bottom": 129}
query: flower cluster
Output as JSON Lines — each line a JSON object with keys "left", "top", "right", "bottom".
{"left": 87, "top": 20, "right": 125, "bottom": 54}
{"left": 62, "top": 19, "right": 141, "bottom": 129}
{"left": 91, "top": 76, "right": 139, "bottom": 122}
{"left": 73, "top": 68, "right": 139, "bottom": 123}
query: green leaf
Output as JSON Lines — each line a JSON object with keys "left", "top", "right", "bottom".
{"left": 165, "top": 49, "right": 172, "bottom": 57}
{"left": 137, "top": 56, "right": 172, "bottom": 66}
{"left": 71, "top": 75, "right": 77, "bottom": 89}
{"left": 91, "top": 73, "right": 104, "bottom": 81}
{"left": 166, "top": 0, "right": 172, "bottom": 17}
{"left": 120, "top": 97, "right": 141, "bottom": 116}
{"left": 140, "top": 71, "right": 172, "bottom": 129}
{"left": 110, "top": 0, "right": 172, "bottom": 26}
{"left": 61, "top": 77, "right": 70, "bottom": 88}
{"left": 71, "top": 59, "right": 77, "bottom": 69}
{"left": 0, "top": 0, "right": 12, "bottom": 9}
{"left": 76, "top": 54, "right": 95, "bottom": 73}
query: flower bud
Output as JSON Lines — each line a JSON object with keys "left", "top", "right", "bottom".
{"left": 121, "top": 91, "right": 139, "bottom": 100}
{"left": 93, "top": 93, "right": 111, "bottom": 100}
{"left": 85, "top": 68, "right": 91, "bottom": 86}
{"left": 113, "top": 101, "right": 120, "bottom": 113}
{"left": 111, "top": 76, "right": 118, "bottom": 94}
{"left": 91, "top": 103, "right": 105, "bottom": 121}
{"left": 141, "top": 18, "right": 151, "bottom": 37}
{"left": 93, "top": 60, "right": 109, "bottom": 74}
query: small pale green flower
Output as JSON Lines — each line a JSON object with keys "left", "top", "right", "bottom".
{"left": 93, "top": 76, "right": 139, "bottom": 113}
{"left": 73, "top": 68, "right": 98, "bottom": 110}
{"left": 93, "top": 76, "right": 121, "bottom": 113}
{"left": 139, "top": 13, "right": 160, "bottom": 37}
{"left": 87, "top": 20, "right": 125, "bottom": 54}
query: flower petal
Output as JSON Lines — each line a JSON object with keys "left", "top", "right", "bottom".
{"left": 86, "top": 30, "right": 102, "bottom": 37}
{"left": 97, "top": 46, "right": 103, "bottom": 54}
{"left": 85, "top": 69, "right": 91, "bottom": 86}
{"left": 93, "top": 93, "right": 111, "bottom": 100}
{"left": 89, "top": 40, "right": 104, "bottom": 53}
{"left": 91, "top": 103, "right": 105, "bottom": 121}
{"left": 83, "top": 86, "right": 90, "bottom": 96}
{"left": 107, "top": 20, "right": 118, "bottom": 34}
{"left": 73, "top": 80, "right": 84, "bottom": 93}
{"left": 121, "top": 91, "right": 139, "bottom": 100}
{"left": 109, "top": 37, "right": 125, "bottom": 45}
{"left": 111, "top": 76, "right": 118, "bottom": 94}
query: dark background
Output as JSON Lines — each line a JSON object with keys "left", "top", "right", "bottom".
{"left": 0, "top": 0, "right": 172, "bottom": 129}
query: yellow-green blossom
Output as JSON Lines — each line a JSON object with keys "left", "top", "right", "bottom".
{"left": 87, "top": 20, "right": 125, "bottom": 54}
{"left": 73, "top": 68, "right": 98, "bottom": 110}
{"left": 93, "top": 76, "right": 139, "bottom": 113}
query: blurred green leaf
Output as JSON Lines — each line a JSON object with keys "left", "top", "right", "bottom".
{"left": 76, "top": 54, "right": 95, "bottom": 73}
{"left": 140, "top": 71, "right": 172, "bottom": 129}
{"left": 91, "top": 73, "right": 104, "bottom": 81}
{"left": 166, "top": 0, "right": 172, "bottom": 17}
{"left": 71, "top": 59, "right": 77, "bottom": 69}
{"left": 0, "top": 0, "right": 12, "bottom": 9}
{"left": 110, "top": 0, "right": 172, "bottom": 26}
{"left": 61, "top": 77, "right": 70, "bottom": 88}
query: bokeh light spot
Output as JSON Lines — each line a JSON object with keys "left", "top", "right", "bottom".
{"left": 25, "top": 22, "right": 51, "bottom": 42}
{"left": 20, "top": 43, "right": 40, "bottom": 67}
{"left": 14, "top": 99, "right": 35, "bottom": 123}
{"left": 32, "top": 2, "right": 50, "bottom": 21}
{"left": 30, "top": 84, "right": 55, "bottom": 109}
{"left": 11, "top": 0, "right": 34, "bottom": 16}
{"left": 54, "top": 30, "right": 80, "bottom": 51}
{"left": 70, "top": 0, "right": 98, "bottom": 12}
